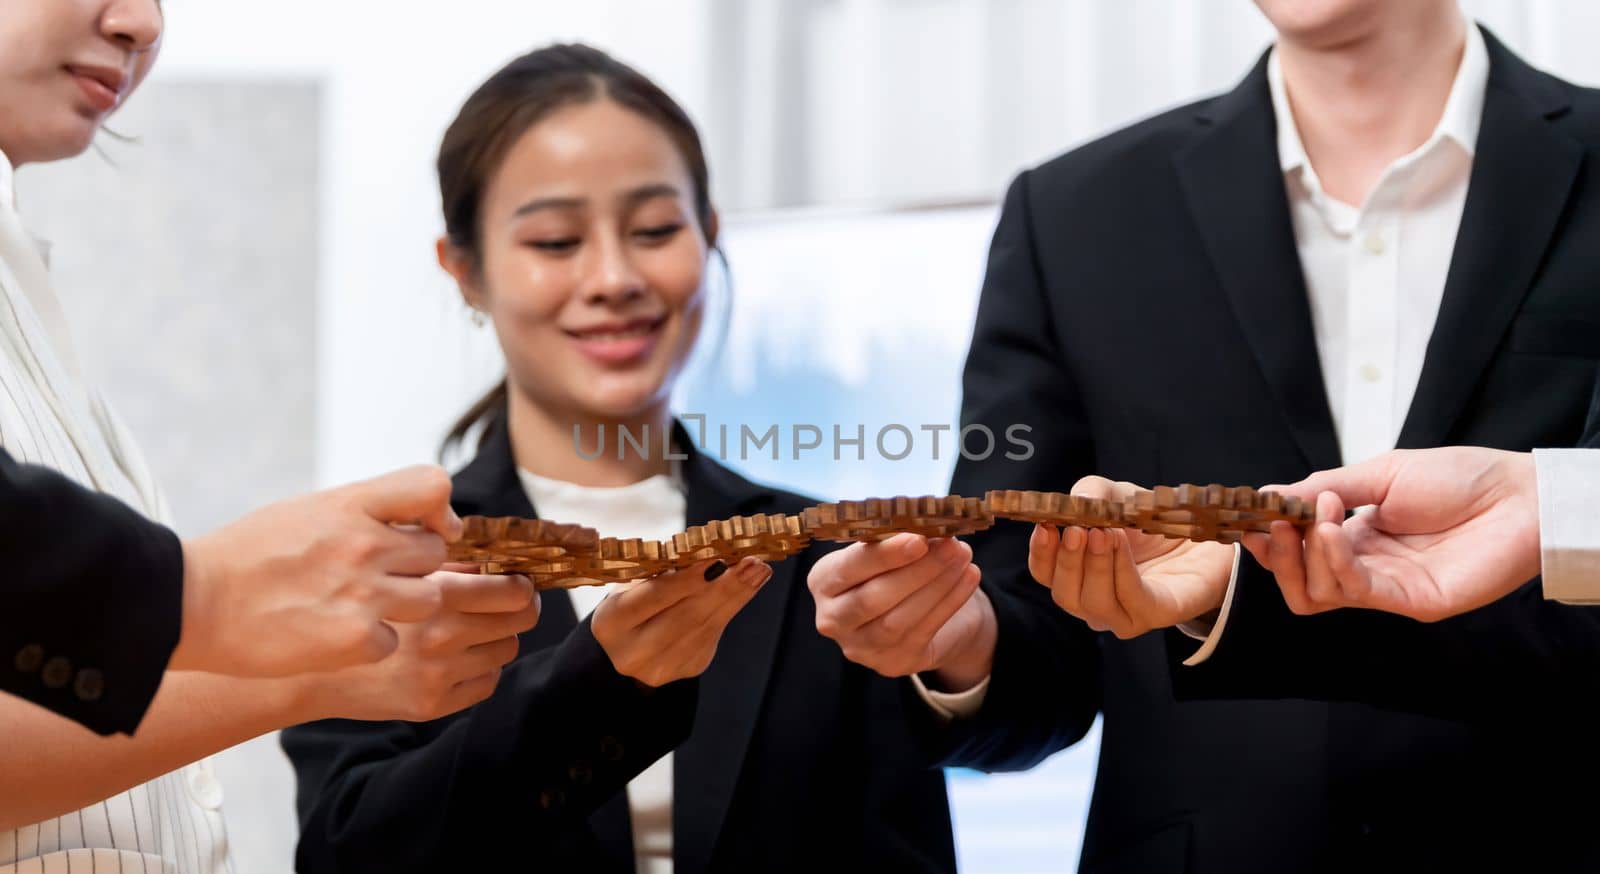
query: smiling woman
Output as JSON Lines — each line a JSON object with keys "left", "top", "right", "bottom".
{"left": 280, "top": 43, "right": 962, "bottom": 874}
{"left": 432, "top": 47, "right": 716, "bottom": 469}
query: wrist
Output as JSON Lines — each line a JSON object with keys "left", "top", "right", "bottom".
{"left": 929, "top": 589, "right": 997, "bottom": 693}
{"left": 285, "top": 669, "right": 347, "bottom": 723}
{"left": 170, "top": 537, "right": 219, "bottom": 672}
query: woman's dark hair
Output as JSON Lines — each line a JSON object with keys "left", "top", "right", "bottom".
{"left": 437, "top": 43, "right": 717, "bottom": 457}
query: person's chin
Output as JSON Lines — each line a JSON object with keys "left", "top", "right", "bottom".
{"left": 42, "top": 115, "right": 101, "bottom": 161}
{"left": 578, "top": 374, "right": 670, "bottom": 421}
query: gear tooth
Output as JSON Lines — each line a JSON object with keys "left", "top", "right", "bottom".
{"left": 1282, "top": 495, "right": 1305, "bottom": 519}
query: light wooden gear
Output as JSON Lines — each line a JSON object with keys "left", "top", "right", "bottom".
{"left": 553, "top": 537, "right": 676, "bottom": 588}
{"left": 665, "top": 513, "right": 812, "bottom": 569}
{"left": 800, "top": 495, "right": 994, "bottom": 543}
{"left": 983, "top": 489, "right": 1125, "bottom": 529}
{"left": 1120, "top": 484, "right": 1313, "bottom": 543}
{"left": 448, "top": 516, "right": 599, "bottom": 581}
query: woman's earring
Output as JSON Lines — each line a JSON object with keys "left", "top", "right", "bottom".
{"left": 470, "top": 308, "right": 486, "bottom": 328}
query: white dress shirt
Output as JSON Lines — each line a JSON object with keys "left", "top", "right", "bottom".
{"left": 1165, "top": 24, "right": 1489, "bottom": 665}
{"left": 0, "top": 149, "right": 231, "bottom": 873}
{"left": 1274, "top": 23, "right": 1488, "bottom": 467}
{"left": 1534, "top": 448, "right": 1600, "bottom": 604}
{"left": 517, "top": 467, "right": 687, "bottom": 874}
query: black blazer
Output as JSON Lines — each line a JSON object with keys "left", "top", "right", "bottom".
{"left": 283, "top": 417, "right": 955, "bottom": 873}
{"left": 0, "top": 447, "right": 182, "bottom": 735}
{"left": 933, "top": 27, "right": 1600, "bottom": 874}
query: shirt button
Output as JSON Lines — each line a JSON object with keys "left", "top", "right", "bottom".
{"left": 568, "top": 761, "right": 594, "bottom": 786}
{"left": 1360, "top": 363, "right": 1382, "bottom": 383}
{"left": 14, "top": 644, "right": 45, "bottom": 674}
{"left": 1363, "top": 233, "right": 1386, "bottom": 255}
{"left": 186, "top": 765, "right": 226, "bottom": 809}
{"left": 74, "top": 668, "right": 105, "bottom": 702}
{"left": 41, "top": 657, "right": 73, "bottom": 689}
{"left": 599, "top": 736, "right": 625, "bottom": 761}
{"left": 538, "top": 788, "right": 566, "bottom": 810}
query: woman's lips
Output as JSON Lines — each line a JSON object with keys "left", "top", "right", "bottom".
{"left": 565, "top": 316, "right": 667, "bottom": 366}
{"left": 66, "top": 66, "right": 126, "bottom": 113}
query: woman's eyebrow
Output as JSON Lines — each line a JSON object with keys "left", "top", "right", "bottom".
{"left": 511, "top": 195, "right": 585, "bottom": 218}
{"left": 621, "top": 183, "right": 681, "bottom": 206}
{"left": 510, "top": 184, "right": 678, "bottom": 218}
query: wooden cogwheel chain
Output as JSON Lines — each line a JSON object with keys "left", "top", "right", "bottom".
{"left": 448, "top": 485, "right": 1311, "bottom": 588}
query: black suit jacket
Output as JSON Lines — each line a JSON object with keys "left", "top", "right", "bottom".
{"left": 283, "top": 418, "right": 955, "bottom": 873}
{"left": 936, "top": 28, "right": 1600, "bottom": 874}
{"left": 0, "top": 447, "right": 182, "bottom": 735}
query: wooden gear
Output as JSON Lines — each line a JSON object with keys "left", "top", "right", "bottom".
{"left": 447, "top": 517, "right": 600, "bottom": 585}
{"left": 555, "top": 538, "right": 677, "bottom": 588}
{"left": 1119, "top": 484, "right": 1313, "bottom": 543}
{"left": 984, "top": 489, "right": 1125, "bottom": 528}
{"left": 800, "top": 495, "right": 994, "bottom": 543}
{"left": 666, "top": 513, "right": 812, "bottom": 569}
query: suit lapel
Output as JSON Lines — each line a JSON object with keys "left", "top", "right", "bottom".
{"left": 1173, "top": 53, "right": 1343, "bottom": 472}
{"left": 671, "top": 424, "right": 790, "bottom": 874}
{"left": 1396, "top": 30, "right": 1583, "bottom": 449}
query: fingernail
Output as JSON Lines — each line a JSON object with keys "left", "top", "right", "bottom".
{"left": 1087, "top": 529, "right": 1109, "bottom": 554}
{"left": 1065, "top": 527, "right": 1086, "bottom": 550}
{"left": 750, "top": 564, "right": 774, "bottom": 588}
{"left": 703, "top": 560, "right": 728, "bottom": 582}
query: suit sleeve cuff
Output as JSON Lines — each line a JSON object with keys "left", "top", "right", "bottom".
{"left": 911, "top": 672, "right": 990, "bottom": 721}
{"left": 1535, "top": 448, "right": 1600, "bottom": 604}
{"left": 1176, "top": 542, "right": 1241, "bottom": 666}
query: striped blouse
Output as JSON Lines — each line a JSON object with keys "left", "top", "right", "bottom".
{"left": 0, "top": 157, "right": 230, "bottom": 874}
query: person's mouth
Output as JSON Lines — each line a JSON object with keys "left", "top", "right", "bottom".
{"left": 564, "top": 315, "right": 669, "bottom": 365}
{"left": 66, "top": 64, "right": 131, "bottom": 113}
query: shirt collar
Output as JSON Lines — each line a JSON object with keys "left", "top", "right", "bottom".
{"left": 1269, "top": 18, "right": 1489, "bottom": 180}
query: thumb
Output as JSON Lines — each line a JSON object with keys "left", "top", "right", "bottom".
{"left": 1070, "top": 475, "right": 1141, "bottom": 503}
{"left": 1240, "top": 531, "right": 1272, "bottom": 569}
{"left": 353, "top": 465, "right": 463, "bottom": 541}
{"left": 808, "top": 533, "right": 932, "bottom": 597}
{"left": 1270, "top": 452, "right": 1402, "bottom": 509}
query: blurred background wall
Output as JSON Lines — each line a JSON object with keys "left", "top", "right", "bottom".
{"left": 14, "top": 1, "right": 1600, "bottom": 870}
